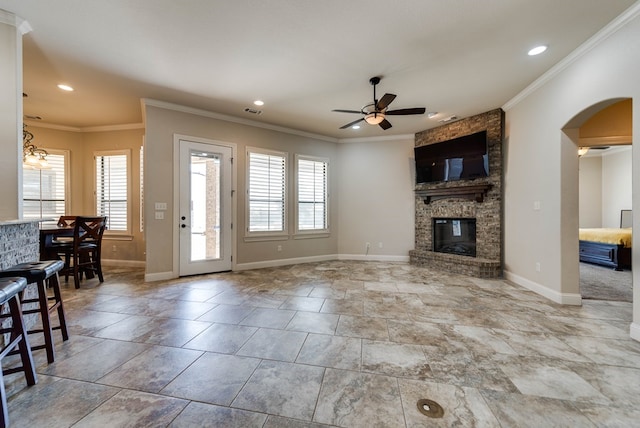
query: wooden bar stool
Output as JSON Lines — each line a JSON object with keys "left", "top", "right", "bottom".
{"left": 0, "top": 277, "right": 38, "bottom": 428}
{"left": 0, "top": 261, "right": 69, "bottom": 364}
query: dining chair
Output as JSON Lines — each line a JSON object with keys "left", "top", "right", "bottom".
{"left": 56, "top": 215, "right": 77, "bottom": 228}
{"left": 55, "top": 216, "right": 107, "bottom": 289}
{"left": 50, "top": 215, "right": 78, "bottom": 247}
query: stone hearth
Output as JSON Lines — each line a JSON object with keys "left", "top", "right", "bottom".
{"left": 409, "top": 109, "right": 503, "bottom": 278}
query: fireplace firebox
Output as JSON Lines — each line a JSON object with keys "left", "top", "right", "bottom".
{"left": 433, "top": 218, "right": 476, "bottom": 257}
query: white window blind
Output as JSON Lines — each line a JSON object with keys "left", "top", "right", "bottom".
{"left": 297, "top": 156, "right": 328, "bottom": 231}
{"left": 96, "top": 152, "right": 128, "bottom": 232}
{"left": 247, "top": 149, "right": 286, "bottom": 233}
{"left": 23, "top": 152, "right": 67, "bottom": 220}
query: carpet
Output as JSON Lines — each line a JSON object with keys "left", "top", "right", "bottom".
{"left": 580, "top": 262, "right": 633, "bottom": 302}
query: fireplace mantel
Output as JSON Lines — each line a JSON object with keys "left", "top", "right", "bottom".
{"left": 415, "top": 183, "right": 492, "bottom": 204}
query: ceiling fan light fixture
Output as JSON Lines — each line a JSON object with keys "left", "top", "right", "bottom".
{"left": 364, "top": 112, "right": 385, "bottom": 125}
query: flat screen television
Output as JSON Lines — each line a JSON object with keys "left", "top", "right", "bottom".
{"left": 415, "top": 130, "right": 488, "bottom": 184}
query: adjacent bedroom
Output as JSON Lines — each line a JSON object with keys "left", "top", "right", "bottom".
{"left": 579, "top": 144, "right": 632, "bottom": 302}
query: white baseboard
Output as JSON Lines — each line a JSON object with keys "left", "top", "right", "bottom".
{"left": 631, "top": 322, "right": 640, "bottom": 342}
{"left": 338, "top": 254, "right": 410, "bottom": 263}
{"left": 233, "top": 253, "right": 410, "bottom": 271}
{"left": 504, "top": 270, "right": 582, "bottom": 305}
{"left": 234, "top": 254, "right": 338, "bottom": 271}
{"left": 144, "top": 271, "right": 175, "bottom": 282}
{"left": 102, "top": 259, "right": 145, "bottom": 268}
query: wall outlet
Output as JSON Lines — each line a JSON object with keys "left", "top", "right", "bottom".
{"left": 535, "top": 262, "right": 541, "bottom": 272}
{"left": 277, "top": 245, "right": 282, "bottom": 252}
{"left": 112, "top": 245, "right": 117, "bottom": 253}
{"left": 366, "top": 242, "right": 371, "bottom": 250}
{"left": 378, "top": 242, "right": 383, "bottom": 249}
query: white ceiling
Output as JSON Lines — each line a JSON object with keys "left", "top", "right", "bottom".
{"left": 2, "top": 0, "right": 637, "bottom": 139}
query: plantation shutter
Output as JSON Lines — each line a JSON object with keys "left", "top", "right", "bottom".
{"left": 23, "top": 152, "right": 67, "bottom": 220}
{"left": 96, "top": 153, "right": 128, "bottom": 231}
{"left": 297, "top": 157, "right": 328, "bottom": 231}
{"left": 248, "top": 150, "right": 286, "bottom": 232}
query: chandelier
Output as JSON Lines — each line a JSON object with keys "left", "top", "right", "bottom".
{"left": 23, "top": 124, "right": 49, "bottom": 169}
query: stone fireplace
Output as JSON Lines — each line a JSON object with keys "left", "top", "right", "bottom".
{"left": 409, "top": 109, "right": 503, "bottom": 278}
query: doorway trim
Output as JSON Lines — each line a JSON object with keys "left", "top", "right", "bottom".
{"left": 172, "top": 134, "right": 237, "bottom": 277}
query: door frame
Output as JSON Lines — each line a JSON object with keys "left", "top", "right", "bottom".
{"left": 172, "top": 134, "right": 237, "bottom": 277}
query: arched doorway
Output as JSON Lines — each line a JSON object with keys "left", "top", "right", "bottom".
{"left": 562, "top": 98, "right": 633, "bottom": 305}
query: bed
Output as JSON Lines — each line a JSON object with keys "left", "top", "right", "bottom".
{"left": 579, "top": 210, "right": 632, "bottom": 270}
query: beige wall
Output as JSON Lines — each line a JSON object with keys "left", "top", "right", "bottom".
{"left": 503, "top": 9, "right": 640, "bottom": 339}
{"left": 578, "top": 156, "right": 602, "bottom": 228}
{"left": 602, "top": 147, "right": 633, "bottom": 227}
{"left": 578, "top": 147, "right": 632, "bottom": 228}
{"left": 144, "top": 103, "right": 339, "bottom": 277}
{"left": 336, "top": 137, "right": 415, "bottom": 259}
{"left": 27, "top": 125, "right": 145, "bottom": 263}
{"left": 0, "top": 14, "right": 22, "bottom": 220}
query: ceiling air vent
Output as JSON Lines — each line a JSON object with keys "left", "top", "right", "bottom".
{"left": 244, "top": 108, "right": 263, "bottom": 115}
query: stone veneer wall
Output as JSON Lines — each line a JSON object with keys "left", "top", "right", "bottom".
{"left": 409, "top": 109, "right": 504, "bottom": 278}
{"left": 0, "top": 220, "right": 41, "bottom": 342}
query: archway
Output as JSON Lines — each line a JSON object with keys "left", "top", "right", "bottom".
{"left": 562, "top": 98, "right": 633, "bottom": 306}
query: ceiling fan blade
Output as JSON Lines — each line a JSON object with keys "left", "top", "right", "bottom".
{"left": 379, "top": 119, "right": 392, "bottom": 130}
{"left": 376, "top": 93, "right": 396, "bottom": 110}
{"left": 340, "top": 117, "right": 365, "bottom": 129}
{"left": 332, "top": 109, "right": 363, "bottom": 114}
{"left": 385, "top": 107, "right": 426, "bottom": 115}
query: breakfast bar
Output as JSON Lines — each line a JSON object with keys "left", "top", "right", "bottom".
{"left": 0, "top": 219, "right": 41, "bottom": 330}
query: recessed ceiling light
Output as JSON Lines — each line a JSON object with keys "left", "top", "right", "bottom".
{"left": 352, "top": 125, "right": 360, "bottom": 129}
{"left": 57, "top": 84, "right": 74, "bottom": 91}
{"left": 253, "top": 100, "right": 264, "bottom": 106}
{"left": 528, "top": 45, "right": 547, "bottom": 56}
{"left": 427, "top": 112, "right": 438, "bottom": 119}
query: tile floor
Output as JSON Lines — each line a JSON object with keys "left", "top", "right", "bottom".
{"left": 4, "top": 261, "right": 640, "bottom": 427}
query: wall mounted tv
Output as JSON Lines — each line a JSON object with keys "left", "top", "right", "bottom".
{"left": 415, "top": 130, "right": 488, "bottom": 184}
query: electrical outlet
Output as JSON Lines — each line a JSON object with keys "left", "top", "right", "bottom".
{"left": 366, "top": 242, "right": 371, "bottom": 249}
{"left": 535, "top": 262, "right": 541, "bottom": 272}
{"left": 378, "top": 242, "right": 383, "bottom": 249}
{"left": 112, "top": 245, "right": 117, "bottom": 252}
{"left": 277, "top": 245, "right": 282, "bottom": 252}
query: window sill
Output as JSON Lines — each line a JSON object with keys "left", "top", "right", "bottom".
{"left": 293, "top": 231, "right": 330, "bottom": 240}
{"left": 244, "top": 234, "right": 290, "bottom": 243}
{"left": 104, "top": 234, "right": 134, "bottom": 241}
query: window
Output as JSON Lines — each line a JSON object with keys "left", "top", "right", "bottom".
{"left": 95, "top": 150, "right": 130, "bottom": 233}
{"left": 296, "top": 155, "right": 328, "bottom": 232}
{"left": 22, "top": 150, "right": 69, "bottom": 220}
{"left": 247, "top": 148, "right": 287, "bottom": 235}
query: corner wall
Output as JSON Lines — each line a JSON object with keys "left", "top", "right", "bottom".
{"left": 503, "top": 6, "right": 639, "bottom": 338}
{"left": 143, "top": 103, "right": 339, "bottom": 278}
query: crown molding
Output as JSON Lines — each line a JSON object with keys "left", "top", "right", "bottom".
{"left": 0, "top": 10, "right": 32, "bottom": 34}
{"left": 337, "top": 134, "right": 415, "bottom": 144}
{"left": 503, "top": 2, "right": 640, "bottom": 111}
{"left": 579, "top": 135, "right": 632, "bottom": 146}
{"left": 24, "top": 121, "right": 144, "bottom": 133}
{"left": 142, "top": 98, "right": 338, "bottom": 143}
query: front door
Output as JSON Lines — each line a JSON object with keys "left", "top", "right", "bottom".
{"left": 178, "top": 139, "right": 233, "bottom": 275}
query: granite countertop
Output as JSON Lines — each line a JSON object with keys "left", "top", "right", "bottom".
{"left": 0, "top": 218, "right": 48, "bottom": 226}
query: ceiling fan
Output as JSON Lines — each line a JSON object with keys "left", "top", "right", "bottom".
{"left": 332, "top": 76, "right": 426, "bottom": 130}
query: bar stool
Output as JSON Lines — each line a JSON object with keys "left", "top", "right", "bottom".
{"left": 0, "top": 261, "right": 69, "bottom": 364}
{"left": 0, "top": 277, "right": 38, "bottom": 428}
